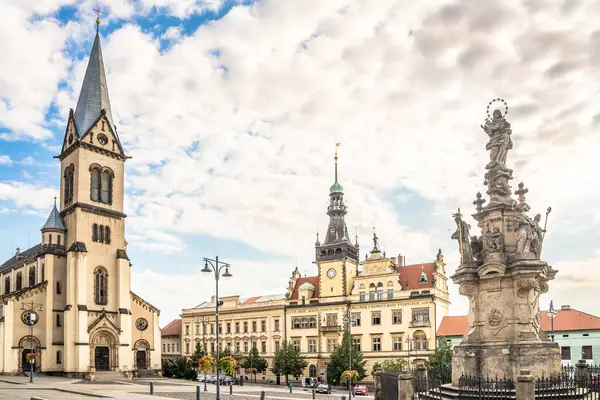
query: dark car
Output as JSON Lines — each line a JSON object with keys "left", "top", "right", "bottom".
{"left": 353, "top": 384, "right": 368, "bottom": 396}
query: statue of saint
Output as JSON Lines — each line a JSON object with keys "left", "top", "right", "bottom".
{"left": 481, "top": 109, "right": 513, "bottom": 168}
{"left": 452, "top": 214, "right": 473, "bottom": 264}
{"left": 470, "top": 236, "right": 483, "bottom": 262}
{"left": 485, "top": 227, "right": 504, "bottom": 253}
{"left": 530, "top": 213, "right": 544, "bottom": 256}
{"left": 515, "top": 216, "right": 533, "bottom": 254}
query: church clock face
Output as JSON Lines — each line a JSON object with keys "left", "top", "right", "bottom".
{"left": 327, "top": 268, "right": 336, "bottom": 279}
{"left": 135, "top": 318, "right": 148, "bottom": 331}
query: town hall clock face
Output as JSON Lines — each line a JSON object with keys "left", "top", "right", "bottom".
{"left": 327, "top": 268, "right": 336, "bottom": 279}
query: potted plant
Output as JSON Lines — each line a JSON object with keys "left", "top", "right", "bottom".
{"left": 341, "top": 369, "right": 360, "bottom": 383}
{"left": 26, "top": 353, "right": 39, "bottom": 364}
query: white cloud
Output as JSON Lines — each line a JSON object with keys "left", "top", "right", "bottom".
{"left": 0, "top": 155, "right": 12, "bottom": 166}
{"left": 0, "top": 182, "right": 57, "bottom": 211}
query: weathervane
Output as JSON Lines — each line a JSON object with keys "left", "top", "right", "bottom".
{"left": 94, "top": 7, "right": 106, "bottom": 31}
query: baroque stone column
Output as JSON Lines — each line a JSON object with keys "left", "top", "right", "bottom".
{"left": 450, "top": 100, "right": 560, "bottom": 384}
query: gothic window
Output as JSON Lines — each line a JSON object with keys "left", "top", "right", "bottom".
{"left": 91, "top": 167, "right": 100, "bottom": 201}
{"left": 105, "top": 226, "right": 111, "bottom": 244}
{"left": 63, "top": 164, "right": 75, "bottom": 205}
{"left": 4, "top": 276, "right": 10, "bottom": 294}
{"left": 100, "top": 170, "right": 112, "bottom": 203}
{"left": 16, "top": 271, "right": 22, "bottom": 291}
{"left": 94, "top": 267, "right": 108, "bottom": 305}
{"left": 99, "top": 225, "right": 104, "bottom": 243}
{"left": 41, "top": 264, "right": 45, "bottom": 282}
{"left": 56, "top": 281, "right": 62, "bottom": 294}
{"left": 92, "top": 224, "right": 98, "bottom": 242}
{"left": 28, "top": 266, "right": 35, "bottom": 286}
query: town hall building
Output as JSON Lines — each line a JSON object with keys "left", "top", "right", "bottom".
{"left": 0, "top": 26, "right": 161, "bottom": 377}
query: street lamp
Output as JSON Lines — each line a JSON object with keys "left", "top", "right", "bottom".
{"left": 201, "top": 256, "right": 232, "bottom": 400}
{"left": 195, "top": 316, "right": 212, "bottom": 392}
{"left": 548, "top": 301, "right": 557, "bottom": 343}
{"left": 21, "top": 301, "right": 43, "bottom": 383}
{"left": 343, "top": 311, "right": 358, "bottom": 399}
{"left": 405, "top": 337, "right": 413, "bottom": 371}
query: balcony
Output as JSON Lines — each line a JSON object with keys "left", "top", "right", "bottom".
{"left": 409, "top": 320, "right": 431, "bottom": 328}
{"left": 322, "top": 325, "right": 342, "bottom": 333}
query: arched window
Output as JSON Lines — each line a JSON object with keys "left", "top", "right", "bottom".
{"left": 29, "top": 266, "right": 35, "bottom": 286}
{"left": 49, "top": 234, "right": 52, "bottom": 245}
{"left": 41, "top": 264, "right": 45, "bottom": 282}
{"left": 105, "top": 226, "right": 111, "bottom": 244}
{"left": 99, "top": 225, "right": 104, "bottom": 243}
{"left": 90, "top": 167, "right": 101, "bottom": 201}
{"left": 301, "top": 318, "right": 309, "bottom": 329}
{"left": 94, "top": 267, "right": 108, "bottom": 305}
{"left": 4, "top": 276, "right": 10, "bottom": 294}
{"left": 309, "top": 365, "right": 317, "bottom": 377}
{"left": 413, "top": 331, "right": 428, "bottom": 351}
{"left": 56, "top": 281, "right": 62, "bottom": 294}
{"left": 57, "top": 235, "right": 61, "bottom": 246}
{"left": 63, "top": 164, "right": 74, "bottom": 205}
{"left": 92, "top": 224, "right": 98, "bottom": 242}
{"left": 377, "top": 282, "right": 384, "bottom": 300}
{"left": 309, "top": 317, "right": 316, "bottom": 328}
{"left": 16, "top": 271, "right": 22, "bottom": 291}
{"left": 100, "top": 170, "right": 112, "bottom": 204}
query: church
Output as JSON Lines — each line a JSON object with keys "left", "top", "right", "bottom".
{"left": 0, "top": 26, "right": 161, "bottom": 377}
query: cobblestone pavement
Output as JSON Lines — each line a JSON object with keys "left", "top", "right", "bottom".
{"left": 0, "top": 388, "right": 105, "bottom": 399}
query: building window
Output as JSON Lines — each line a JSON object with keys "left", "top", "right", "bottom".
{"left": 292, "top": 340, "right": 301, "bottom": 352}
{"left": 292, "top": 319, "right": 301, "bottom": 329}
{"left": 16, "top": 271, "right": 22, "bottom": 291}
{"left": 4, "top": 276, "right": 10, "bottom": 294}
{"left": 41, "top": 264, "right": 45, "bottom": 282}
{"left": 244, "top": 342, "right": 249, "bottom": 353}
{"left": 326, "top": 314, "right": 338, "bottom": 327}
{"left": 261, "top": 320, "right": 267, "bottom": 332}
{"left": 235, "top": 342, "right": 240, "bottom": 353}
{"left": 227, "top": 323, "right": 231, "bottom": 334}
{"left": 561, "top": 346, "right": 571, "bottom": 361}
{"left": 210, "top": 324, "right": 214, "bottom": 334}
{"left": 57, "top": 350, "right": 62, "bottom": 364}
{"left": 92, "top": 224, "right": 98, "bottom": 241}
{"left": 413, "top": 331, "right": 428, "bottom": 350}
{"left": 369, "top": 287, "right": 375, "bottom": 301}
{"left": 168, "top": 344, "right": 172, "bottom": 352}
{"left": 105, "top": 226, "right": 111, "bottom": 244}
{"left": 582, "top": 346, "right": 593, "bottom": 360}
{"left": 28, "top": 266, "right": 36, "bottom": 286}
{"left": 261, "top": 341, "right": 266, "bottom": 353}
{"left": 308, "top": 339, "right": 317, "bottom": 353}
{"left": 372, "top": 311, "right": 381, "bottom": 325}
{"left": 274, "top": 319, "right": 280, "bottom": 331}
{"left": 275, "top": 341, "right": 280, "bottom": 352}
{"left": 56, "top": 281, "right": 62, "bottom": 294}
{"left": 377, "top": 282, "right": 384, "bottom": 300}
{"left": 235, "top": 322, "right": 240, "bottom": 333}
{"left": 177, "top": 343, "right": 180, "bottom": 353}
{"left": 252, "top": 321, "right": 257, "bottom": 332}
{"left": 387, "top": 289, "right": 394, "bottom": 300}
{"left": 393, "top": 310, "right": 402, "bottom": 324}
{"left": 163, "top": 344, "right": 166, "bottom": 352}
{"left": 309, "top": 317, "right": 317, "bottom": 328}
{"left": 243, "top": 322, "right": 248, "bottom": 333}
{"left": 91, "top": 167, "right": 100, "bottom": 201}
{"left": 301, "top": 318, "right": 309, "bottom": 329}
{"left": 352, "top": 337, "right": 361, "bottom": 352}
{"left": 327, "top": 339, "right": 338, "bottom": 352}
{"left": 359, "top": 292, "right": 365, "bottom": 302}
{"left": 412, "top": 309, "right": 430, "bottom": 323}
{"left": 185, "top": 325, "right": 190, "bottom": 335}
{"left": 393, "top": 336, "right": 402, "bottom": 351}
{"left": 252, "top": 340, "right": 257, "bottom": 350}
{"left": 372, "top": 337, "right": 382, "bottom": 352}
{"left": 99, "top": 225, "right": 104, "bottom": 243}
{"left": 352, "top": 313, "right": 361, "bottom": 327}
{"left": 211, "top": 343, "right": 215, "bottom": 354}
{"left": 94, "top": 267, "right": 108, "bottom": 305}
{"left": 57, "top": 235, "right": 61, "bottom": 246}
{"left": 63, "top": 164, "right": 74, "bottom": 205}
{"left": 56, "top": 314, "right": 61, "bottom": 327}
{"left": 90, "top": 166, "right": 113, "bottom": 204}
{"left": 219, "top": 324, "right": 222, "bottom": 334}
{"left": 186, "top": 343, "right": 190, "bottom": 354}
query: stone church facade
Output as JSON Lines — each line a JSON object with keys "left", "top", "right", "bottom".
{"left": 0, "top": 29, "right": 160, "bottom": 377}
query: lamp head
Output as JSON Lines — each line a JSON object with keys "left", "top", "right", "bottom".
{"left": 222, "top": 266, "right": 232, "bottom": 280}
{"left": 201, "top": 260, "right": 212, "bottom": 275}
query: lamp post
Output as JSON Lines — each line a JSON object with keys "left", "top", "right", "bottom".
{"left": 21, "top": 301, "right": 43, "bottom": 383}
{"left": 405, "top": 337, "right": 413, "bottom": 371}
{"left": 201, "top": 256, "right": 232, "bottom": 400}
{"left": 548, "top": 301, "right": 557, "bottom": 343}
{"left": 196, "top": 316, "right": 212, "bottom": 392}
{"left": 343, "top": 311, "right": 358, "bottom": 399}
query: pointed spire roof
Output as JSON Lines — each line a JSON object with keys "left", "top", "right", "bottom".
{"left": 330, "top": 143, "right": 343, "bottom": 194}
{"left": 41, "top": 198, "right": 66, "bottom": 231}
{"left": 74, "top": 31, "right": 115, "bottom": 135}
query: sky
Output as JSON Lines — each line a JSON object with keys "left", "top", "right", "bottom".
{"left": 0, "top": 0, "right": 599, "bottom": 327}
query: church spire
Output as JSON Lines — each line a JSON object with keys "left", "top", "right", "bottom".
{"left": 73, "top": 18, "right": 114, "bottom": 136}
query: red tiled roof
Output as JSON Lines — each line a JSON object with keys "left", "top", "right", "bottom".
{"left": 242, "top": 296, "right": 262, "bottom": 305}
{"left": 291, "top": 276, "right": 320, "bottom": 300}
{"left": 161, "top": 319, "right": 182, "bottom": 336}
{"left": 437, "top": 307, "right": 600, "bottom": 337}
{"left": 437, "top": 316, "right": 469, "bottom": 336}
{"left": 397, "top": 262, "right": 435, "bottom": 290}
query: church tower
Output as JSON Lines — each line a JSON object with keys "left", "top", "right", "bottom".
{"left": 56, "top": 25, "right": 133, "bottom": 373}
{"left": 315, "top": 145, "right": 359, "bottom": 299}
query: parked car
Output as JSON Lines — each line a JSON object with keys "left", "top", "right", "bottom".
{"left": 316, "top": 384, "right": 331, "bottom": 394}
{"left": 302, "top": 377, "right": 319, "bottom": 388}
{"left": 353, "top": 384, "right": 369, "bottom": 396}
{"left": 197, "top": 375, "right": 205, "bottom": 382}
{"left": 206, "top": 375, "right": 217, "bottom": 383}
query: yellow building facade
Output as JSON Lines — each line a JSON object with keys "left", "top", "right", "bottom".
{"left": 0, "top": 28, "right": 160, "bottom": 377}
{"left": 181, "top": 152, "right": 450, "bottom": 381}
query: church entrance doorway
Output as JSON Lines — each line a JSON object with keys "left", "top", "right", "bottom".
{"left": 95, "top": 347, "right": 110, "bottom": 371}
{"left": 136, "top": 351, "right": 147, "bottom": 370}
{"left": 21, "top": 349, "right": 40, "bottom": 372}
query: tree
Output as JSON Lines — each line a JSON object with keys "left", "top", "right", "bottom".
{"left": 241, "top": 347, "right": 268, "bottom": 382}
{"left": 372, "top": 359, "right": 408, "bottom": 375}
{"left": 270, "top": 341, "right": 308, "bottom": 381}
{"left": 326, "top": 331, "right": 367, "bottom": 386}
{"left": 426, "top": 338, "right": 453, "bottom": 383}
{"left": 190, "top": 342, "right": 205, "bottom": 367}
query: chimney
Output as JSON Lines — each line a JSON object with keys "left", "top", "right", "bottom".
{"left": 561, "top": 305, "right": 570, "bottom": 311}
{"left": 398, "top": 254, "right": 405, "bottom": 267}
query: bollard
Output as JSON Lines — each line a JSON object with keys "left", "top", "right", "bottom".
{"left": 289, "top": 383, "right": 293, "bottom": 393}
{"left": 341, "top": 396, "right": 346, "bottom": 400}
{"left": 260, "top": 390, "right": 265, "bottom": 400}
{"left": 149, "top": 382, "right": 154, "bottom": 395}
{"left": 196, "top": 385, "right": 200, "bottom": 400}
{"left": 230, "top": 383, "right": 233, "bottom": 395}
{"left": 312, "top": 389, "right": 316, "bottom": 399}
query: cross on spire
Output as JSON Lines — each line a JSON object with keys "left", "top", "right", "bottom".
{"left": 473, "top": 192, "right": 486, "bottom": 213}
{"left": 94, "top": 7, "right": 106, "bottom": 31}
